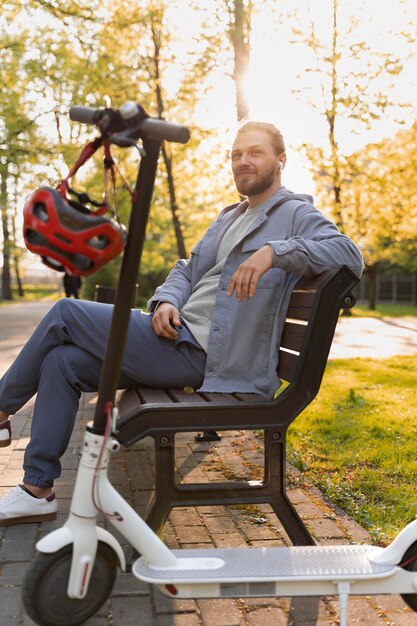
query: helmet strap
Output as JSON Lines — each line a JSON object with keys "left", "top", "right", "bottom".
{"left": 58, "top": 136, "right": 135, "bottom": 223}
{"left": 58, "top": 137, "right": 103, "bottom": 197}
{"left": 102, "top": 140, "right": 135, "bottom": 224}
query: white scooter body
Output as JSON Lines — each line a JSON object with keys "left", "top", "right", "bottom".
{"left": 37, "top": 425, "right": 417, "bottom": 626}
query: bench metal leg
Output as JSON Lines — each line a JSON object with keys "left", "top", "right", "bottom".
{"left": 144, "top": 430, "right": 314, "bottom": 546}
{"left": 264, "top": 429, "right": 315, "bottom": 546}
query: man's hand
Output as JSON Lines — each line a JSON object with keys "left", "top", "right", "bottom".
{"left": 151, "top": 302, "right": 182, "bottom": 339}
{"left": 227, "top": 245, "right": 273, "bottom": 301}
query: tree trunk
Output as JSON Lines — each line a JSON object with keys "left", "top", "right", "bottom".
{"left": 0, "top": 164, "right": 13, "bottom": 300}
{"left": 367, "top": 265, "right": 378, "bottom": 310}
{"left": 14, "top": 257, "right": 24, "bottom": 297}
{"left": 161, "top": 143, "right": 187, "bottom": 259}
{"left": 11, "top": 173, "right": 24, "bottom": 297}
{"left": 229, "top": 0, "right": 251, "bottom": 121}
{"left": 151, "top": 17, "right": 187, "bottom": 259}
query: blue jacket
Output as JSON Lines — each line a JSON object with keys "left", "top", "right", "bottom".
{"left": 149, "top": 188, "right": 363, "bottom": 398}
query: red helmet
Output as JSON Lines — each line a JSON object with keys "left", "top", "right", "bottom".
{"left": 23, "top": 187, "right": 126, "bottom": 275}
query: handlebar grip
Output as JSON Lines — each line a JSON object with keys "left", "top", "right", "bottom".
{"left": 69, "top": 106, "right": 103, "bottom": 124}
{"left": 141, "top": 118, "right": 190, "bottom": 144}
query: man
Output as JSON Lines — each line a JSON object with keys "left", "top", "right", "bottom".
{"left": 63, "top": 272, "right": 82, "bottom": 299}
{"left": 0, "top": 121, "right": 363, "bottom": 525}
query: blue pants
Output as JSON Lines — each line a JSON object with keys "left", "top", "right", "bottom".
{"left": 0, "top": 299, "right": 206, "bottom": 488}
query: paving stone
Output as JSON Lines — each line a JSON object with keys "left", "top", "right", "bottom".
{"left": 170, "top": 508, "right": 202, "bottom": 527}
{"left": 384, "top": 611, "right": 417, "bottom": 625}
{"left": 1, "top": 539, "right": 36, "bottom": 562}
{"left": 303, "top": 517, "right": 346, "bottom": 538}
{"left": 153, "top": 591, "right": 198, "bottom": 614}
{"left": 245, "top": 606, "right": 290, "bottom": 626}
{"left": 200, "top": 516, "right": 238, "bottom": 535}
{"left": 212, "top": 533, "right": 247, "bottom": 548}
{"left": 345, "top": 596, "right": 390, "bottom": 624}
{"left": 0, "top": 585, "right": 23, "bottom": 616}
{"left": 197, "top": 599, "right": 242, "bottom": 626}
{"left": 110, "top": 595, "right": 154, "bottom": 624}
{"left": 176, "top": 525, "right": 212, "bottom": 544}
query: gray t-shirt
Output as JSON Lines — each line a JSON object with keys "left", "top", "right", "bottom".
{"left": 181, "top": 199, "right": 271, "bottom": 351}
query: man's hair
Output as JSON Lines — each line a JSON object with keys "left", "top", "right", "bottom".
{"left": 236, "top": 121, "right": 286, "bottom": 156}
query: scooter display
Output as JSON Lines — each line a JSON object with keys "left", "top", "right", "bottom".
{"left": 22, "top": 103, "right": 417, "bottom": 626}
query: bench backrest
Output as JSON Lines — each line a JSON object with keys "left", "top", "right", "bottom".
{"left": 275, "top": 266, "right": 358, "bottom": 404}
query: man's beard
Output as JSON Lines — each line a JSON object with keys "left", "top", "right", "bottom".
{"left": 234, "top": 162, "right": 277, "bottom": 197}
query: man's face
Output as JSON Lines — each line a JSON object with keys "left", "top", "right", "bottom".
{"left": 231, "top": 130, "right": 281, "bottom": 198}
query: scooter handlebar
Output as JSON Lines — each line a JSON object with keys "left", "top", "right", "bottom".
{"left": 69, "top": 106, "right": 102, "bottom": 125}
{"left": 69, "top": 104, "right": 190, "bottom": 144}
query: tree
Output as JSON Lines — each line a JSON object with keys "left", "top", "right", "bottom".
{"left": 342, "top": 122, "right": 417, "bottom": 307}
{"left": 226, "top": 0, "right": 252, "bottom": 121}
{"left": 288, "top": 0, "right": 413, "bottom": 307}
{"left": 1, "top": 0, "right": 240, "bottom": 299}
{"left": 0, "top": 0, "right": 101, "bottom": 298}
{"left": 0, "top": 30, "right": 49, "bottom": 299}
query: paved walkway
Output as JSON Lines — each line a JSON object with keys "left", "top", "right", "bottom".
{"left": 330, "top": 315, "right": 417, "bottom": 359}
{"left": 1, "top": 302, "right": 417, "bottom": 625}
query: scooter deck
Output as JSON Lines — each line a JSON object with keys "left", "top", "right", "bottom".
{"left": 133, "top": 545, "right": 395, "bottom": 585}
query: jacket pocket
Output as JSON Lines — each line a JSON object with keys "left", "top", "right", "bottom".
{"left": 241, "top": 233, "right": 287, "bottom": 253}
{"left": 240, "top": 234, "right": 285, "bottom": 288}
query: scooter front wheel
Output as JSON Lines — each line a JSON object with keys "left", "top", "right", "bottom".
{"left": 22, "top": 542, "right": 118, "bottom": 626}
{"left": 400, "top": 540, "right": 417, "bottom": 612}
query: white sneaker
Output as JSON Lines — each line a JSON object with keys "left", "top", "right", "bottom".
{"left": 0, "top": 419, "right": 11, "bottom": 447}
{"left": 0, "top": 485, "right": 57, "bottom": 526}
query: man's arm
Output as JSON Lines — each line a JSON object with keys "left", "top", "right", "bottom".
{"left": 151, "top": 302, "right": 182, "bottom": 339}
{"left": 228, "top": 206, "right": 363, "bottom": 301}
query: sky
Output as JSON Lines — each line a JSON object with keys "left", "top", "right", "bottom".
{"left": 175, "top": 0, "right": 416, "bottom": 195}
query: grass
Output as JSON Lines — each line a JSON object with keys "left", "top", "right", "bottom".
{"left": 7, "top": 284, "right": 61, "bottom": 302}
{"left": 287, "top": 355, "right": 417, "bottom": 544}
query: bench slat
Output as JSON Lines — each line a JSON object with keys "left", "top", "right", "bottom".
{"left": 277, "top": 349, "right": 299, "bottom": 381}
{"left": 287, "top": 291, "right": 317, "bottom": 321}
{"left": 117, "top": 388, "right": 142, "bottom": 412}
{"left": 168, "top": 389, "right": 205, "bottom": 403}
{"left": 233, "top": 392, "right": 265, "bottom": 402}
{"left": 202, "top": 393, "right": 240, "bottom": 403}
{"left": 280, "top": 321, "right": 307, "bottom": 352}
{"left": 137, "top": 387, "right": 173, "bottom": 404}
{"left": 295, "top": 274, "right": 327, "bottom": 289}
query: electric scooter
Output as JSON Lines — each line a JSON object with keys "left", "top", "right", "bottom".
{"left": 22, "top": 103, "right": 417, "bottom": 626}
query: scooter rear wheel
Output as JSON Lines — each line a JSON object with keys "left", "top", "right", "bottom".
{"left": 22, "top": 542, "right": 118, "bottom": 626}
{"left": 400, "top": 540, "right": 417, "bottom": 612}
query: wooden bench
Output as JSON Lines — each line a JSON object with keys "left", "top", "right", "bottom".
{"left": 116, "top": 265, "right": 359, "bottom": 545}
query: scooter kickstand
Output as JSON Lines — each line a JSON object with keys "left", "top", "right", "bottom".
{"left": 337, "top": 582, "right": 350, "bottom": 626}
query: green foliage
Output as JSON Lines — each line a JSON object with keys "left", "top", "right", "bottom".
{"left": 341, "top": 122, "right": 417, "bottom": 272}
{"left": 289, "top": 1, "right": 416, "bottom": 276}
{"left": 82, "top": 258, "right": 122, "bottom": 301}
{"left": 287, "top": 356, "right": 417, "bottom": 543}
